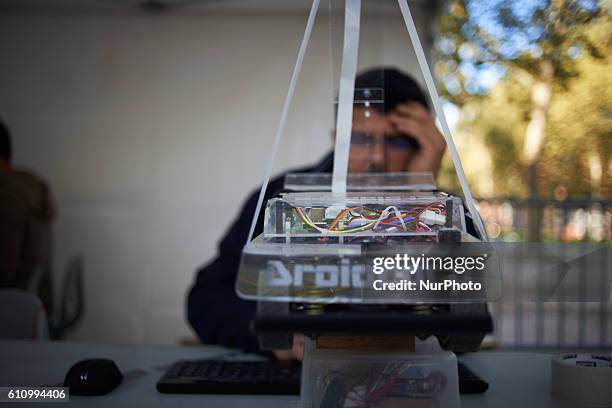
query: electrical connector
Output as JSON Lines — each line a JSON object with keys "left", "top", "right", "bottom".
{"left": 325, "top": 206, "right": 344, "bottom": 220}
{"left": 419, "top": 210, "right": 446, "bottom": 226}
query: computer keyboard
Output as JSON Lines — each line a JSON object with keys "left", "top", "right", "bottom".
{"left": 156, "top": 360, "right": 301, "bottom": 395}
{"left": 156, "top": 359, "right": 487, "bottom": 395}
{"left": 458, "top": 361, "right": 489, "bottom": 394}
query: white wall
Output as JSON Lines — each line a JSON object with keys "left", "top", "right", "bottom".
{"left": 0, "top": 0, "right": 435, "bottom": 344}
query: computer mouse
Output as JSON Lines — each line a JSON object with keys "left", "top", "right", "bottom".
{"left": 64, "top": 358, "right": 123, "bottom": 395}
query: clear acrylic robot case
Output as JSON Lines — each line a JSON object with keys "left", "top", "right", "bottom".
{"left": 235, "top": 172, "right": 490, "bottom": 305}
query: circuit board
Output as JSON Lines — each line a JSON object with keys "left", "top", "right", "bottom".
{"left": 263, "top": 192, "right": 466, "bottom": 240}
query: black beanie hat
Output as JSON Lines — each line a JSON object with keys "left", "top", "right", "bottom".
{"left": 354, "top": 67, "right": 430, "bottom": 113}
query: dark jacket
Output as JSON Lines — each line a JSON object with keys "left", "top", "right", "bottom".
{"left": 0, "top": 168, "right": 55, "bottom": 314}
{"left": 187, "top": 153, "right": 334, "bottom": 353}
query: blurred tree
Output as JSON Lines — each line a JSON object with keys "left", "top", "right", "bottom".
{"left": 435, "top": 0, "right": 610, "bottom": 240}
{"left": 545, "top": 19, "right": 611, "bottom": 198}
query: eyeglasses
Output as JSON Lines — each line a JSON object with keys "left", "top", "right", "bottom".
{"left": 350, "top": 132, "right": 417, "bottom": 150}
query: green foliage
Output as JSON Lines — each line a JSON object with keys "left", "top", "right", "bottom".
{"left": 544, "top": 20, "right": 612, "bottom": 197}
{"left": 436, "top": 0, "right": 611, "bottom": 198}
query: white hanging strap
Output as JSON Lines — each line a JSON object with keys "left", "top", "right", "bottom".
{"left": 397, "top": 0, "right": 488, "bottom": 241}
{"left": 246, "top": 0, "right": 320, "bottom": 245}
{"left": 332, "top": 0, "right": 361, "bottom": 194}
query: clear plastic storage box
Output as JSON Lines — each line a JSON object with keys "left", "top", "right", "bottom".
{"left": 301, "top": 342, "right": 460, "bottom": 408}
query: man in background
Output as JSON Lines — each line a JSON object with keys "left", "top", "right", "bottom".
{"left": 0, "top": 118, "right": 56, "bottom": 314}
{"left": 187, "top": 68, "right": 446, "bottom": 356}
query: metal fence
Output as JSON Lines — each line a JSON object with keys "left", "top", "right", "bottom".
{"left": 476, "top": 197, "right": 611, "bottom": 349}
{"left": 476, "top": 197, "right": 611, "bottom": 243}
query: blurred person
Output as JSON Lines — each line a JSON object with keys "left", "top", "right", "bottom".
{"left": 0, "top": 118, "right": 56, "bottom": 314}
{"left": 187, "top": 68, "right": 446, "bottom": 358}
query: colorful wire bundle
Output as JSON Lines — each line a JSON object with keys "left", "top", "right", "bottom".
{"left": 293, "top": 202, "right": 446, "bottom": 235}
{"left": 324, "top": 363, "right": 445, "bottom": 407}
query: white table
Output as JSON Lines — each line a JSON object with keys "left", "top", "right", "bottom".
{"left": 0, "top": 340, "right": 577, "bottom": 407}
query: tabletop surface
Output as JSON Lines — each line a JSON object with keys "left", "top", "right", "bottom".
{"left": 0, "top": 339, "right": 578, "bottom": 407}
